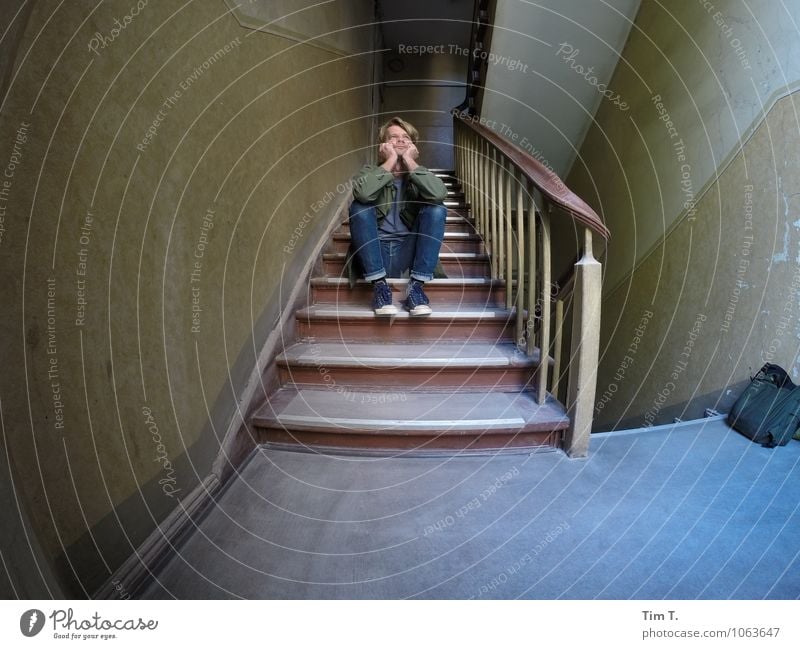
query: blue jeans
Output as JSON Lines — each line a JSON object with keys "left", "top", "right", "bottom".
{"left": 349, "top": 201, "right": 447, "bottom": 281}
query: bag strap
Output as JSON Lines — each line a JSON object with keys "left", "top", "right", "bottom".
{"left": 756, "top": 363, "right": 792, "bottom": 388}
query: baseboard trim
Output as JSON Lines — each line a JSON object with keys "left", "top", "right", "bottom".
{"left": 92, "top": 472, "right": 223, "bottom": 599}
{"left": 592, "top": 413, "right": 727, "bottom": 438}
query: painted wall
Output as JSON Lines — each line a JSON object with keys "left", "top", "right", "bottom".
{"left": 381, "top": 54, "right": 465, "bottom": 170}
{"left": 563, "top": 1, "right": 800, "bottom": 430}
{"left": 481, "top": 0, "right": 642, "bottom": 177}
{"left": 378, "top": 0, "right": 474, "bottom": 171}
{"left": 0, "top": 0, "right": 374, "bottom": 595}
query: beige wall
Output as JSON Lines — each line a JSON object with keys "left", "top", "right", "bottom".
{"left": 564, "top": 1, "right": 800, "bottom": 430}
{"left": 0, "top": 0, "right": 373, "bottom": 595}
{"left": 570, "top": 0, "right": 800, "bottom": 291}
{"left": 382, "top": 54, "right": 465, "bottom": 170}
{"left": 481, "top": 0, "right": 641, "bottom": 177}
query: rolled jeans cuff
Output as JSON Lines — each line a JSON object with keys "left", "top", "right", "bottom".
{"left": 410, "top": 271, "right": 432, "bottom": 282}
{"left": 364, "top": 269, "right": 387, "bottom": 282}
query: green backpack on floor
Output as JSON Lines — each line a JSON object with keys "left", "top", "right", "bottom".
{"left": 727, "top": 363, "right": 800, "bottom": 448}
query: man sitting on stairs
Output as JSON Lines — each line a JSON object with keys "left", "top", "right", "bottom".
{"left": 348, "top": 116, "right": 448, "bottom": 316}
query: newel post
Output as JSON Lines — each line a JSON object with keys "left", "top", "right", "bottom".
{"left": 564, "top": 227, "right": 602, "bottom": 458}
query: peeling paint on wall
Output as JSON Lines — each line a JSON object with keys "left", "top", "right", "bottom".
{"left": 772, "top": 221, "right": 789, "bottom": 263}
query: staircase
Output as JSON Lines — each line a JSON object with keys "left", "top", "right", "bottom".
{"left": 250, "top": 170, "right": 572, "bottom": 456}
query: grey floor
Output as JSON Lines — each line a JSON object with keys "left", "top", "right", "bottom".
{"left": 141, "top": 418, "right": 800, "bottom": 599}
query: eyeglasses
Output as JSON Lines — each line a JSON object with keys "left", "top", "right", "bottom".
{"left": 387, "top": 134, "right": 411, "bottom": 143}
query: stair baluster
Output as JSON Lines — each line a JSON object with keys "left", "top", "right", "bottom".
{"left": 514, "top": 169, "right": 525, "bottom": 348}
{"left": 453, "top": 112, "right": 609, "bottom": 455}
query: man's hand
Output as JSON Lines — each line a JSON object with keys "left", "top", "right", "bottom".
{"left": 400, "top": 141, "right": 419, "bottom": 172}
{"left": 379, "top": 142, "right": 398, "bottom": 171}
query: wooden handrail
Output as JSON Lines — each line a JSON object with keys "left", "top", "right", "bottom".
{"left": 453, "top": 109, "right": 605, "bottom": 457}
{"left": 452, "top": 111, "right": 610, "bottom": 241}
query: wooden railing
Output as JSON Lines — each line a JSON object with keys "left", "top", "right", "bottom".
{"left": 453, "top": 111, "right": 609, "bottom": 457}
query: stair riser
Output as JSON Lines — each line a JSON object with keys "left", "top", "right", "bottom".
{"left": 254, "top": 428, "right": 560, "bottom": 453}
{"left": 447, "top": 208, "right": 470, "bottom": 218}
{"left": 331, "top": 239, "right": 484, "bottom": 254}
{"left": 296, "top": 317, "right": 516, "bottom": 343}
{"left": 277, "top": 365, "right": 537, "bottom": 391}
{"left": 340, "top": 203, "right": 467, "bottom": 215}
{"left": 311, "top": 284, "right": 506, "bottom": 305}
{"left": 337, "top": 220, "right": 476, "bottom": 235}
{"left": 323, "top": 259, "right": 491, "bottom": 278}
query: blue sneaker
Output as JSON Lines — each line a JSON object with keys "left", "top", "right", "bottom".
{"left": 405, "top": 279, "right": 432, "bottom": 316}
{"left": 372, "top": 279, "right": 397, "bottom": 316}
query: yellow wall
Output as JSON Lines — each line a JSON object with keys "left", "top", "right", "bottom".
{"left": 0, "top": 0, "right": 373, "bottom": 595}
{"left": 565, "top": 1, "right": 800, "bottom": 430}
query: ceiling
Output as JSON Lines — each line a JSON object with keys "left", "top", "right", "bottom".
{"left": 377, "top": 0, "right": 474, "bottom": 49}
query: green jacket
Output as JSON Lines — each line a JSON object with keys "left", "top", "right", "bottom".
{"left": 352, "top": 164, "right": 448, "bottom": 228}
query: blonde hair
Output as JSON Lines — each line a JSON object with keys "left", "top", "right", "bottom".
{"left": 378, "top": 116, "right": 419, "bottom": 144}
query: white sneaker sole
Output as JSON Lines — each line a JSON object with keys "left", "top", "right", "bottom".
{"left": 374, "top": 304, "right": 398, "bottom": 316}
{"left": 408, "top": 304, "right": 432, "bottom": 316}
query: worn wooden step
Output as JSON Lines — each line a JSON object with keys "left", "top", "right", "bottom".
{"left": 336, "top": 214, "right": 476, "bottom": 235}
{"left": 322, "top": 251, "right": 491, "bottom": 278}
{"left": 332, "top": 231, "right": 483, "bottom": 254}
{"left": 277, "top": 341, "right": 543, "bottom": 391}
{"left": 446, "top": 206, "right": 471, "bottom": 218}
{"left": 310, "top": 277, "right": 506, "bottom": 306}
{"left": 250, "top": 386, "right": 568, "bottom": 453}
{"left": 444, "top": 199, "right": 469, "bottom": 210}
{"left": 295, "top": 304, "right": 519, "bottom": 342}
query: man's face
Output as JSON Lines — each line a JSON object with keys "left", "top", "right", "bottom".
{"left": 384, "top": 124, "right": 412, "bottom": 155}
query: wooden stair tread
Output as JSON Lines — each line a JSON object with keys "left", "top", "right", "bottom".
{"left": 251, "top": 387, "right": 569, "bottom": 435}
{"left": 297, "top": 304, "right": 516, "bottom": 320}
{"left": 335, "top": 215, "right": 474, "bottom": 227}
{"left": 323, "top": 251, "right": 488, "bottom": 261}
{"left": 278, "top": 341, "right": 539, "bottom": 368}
{"left": 322, "top": 251, "right": 491, "bottom": 280}
{"left": 310, "top": 277, "right": 504, "bottom": 287}
{"left": 334, "top": 231, "right": 480, "bottom": 241}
